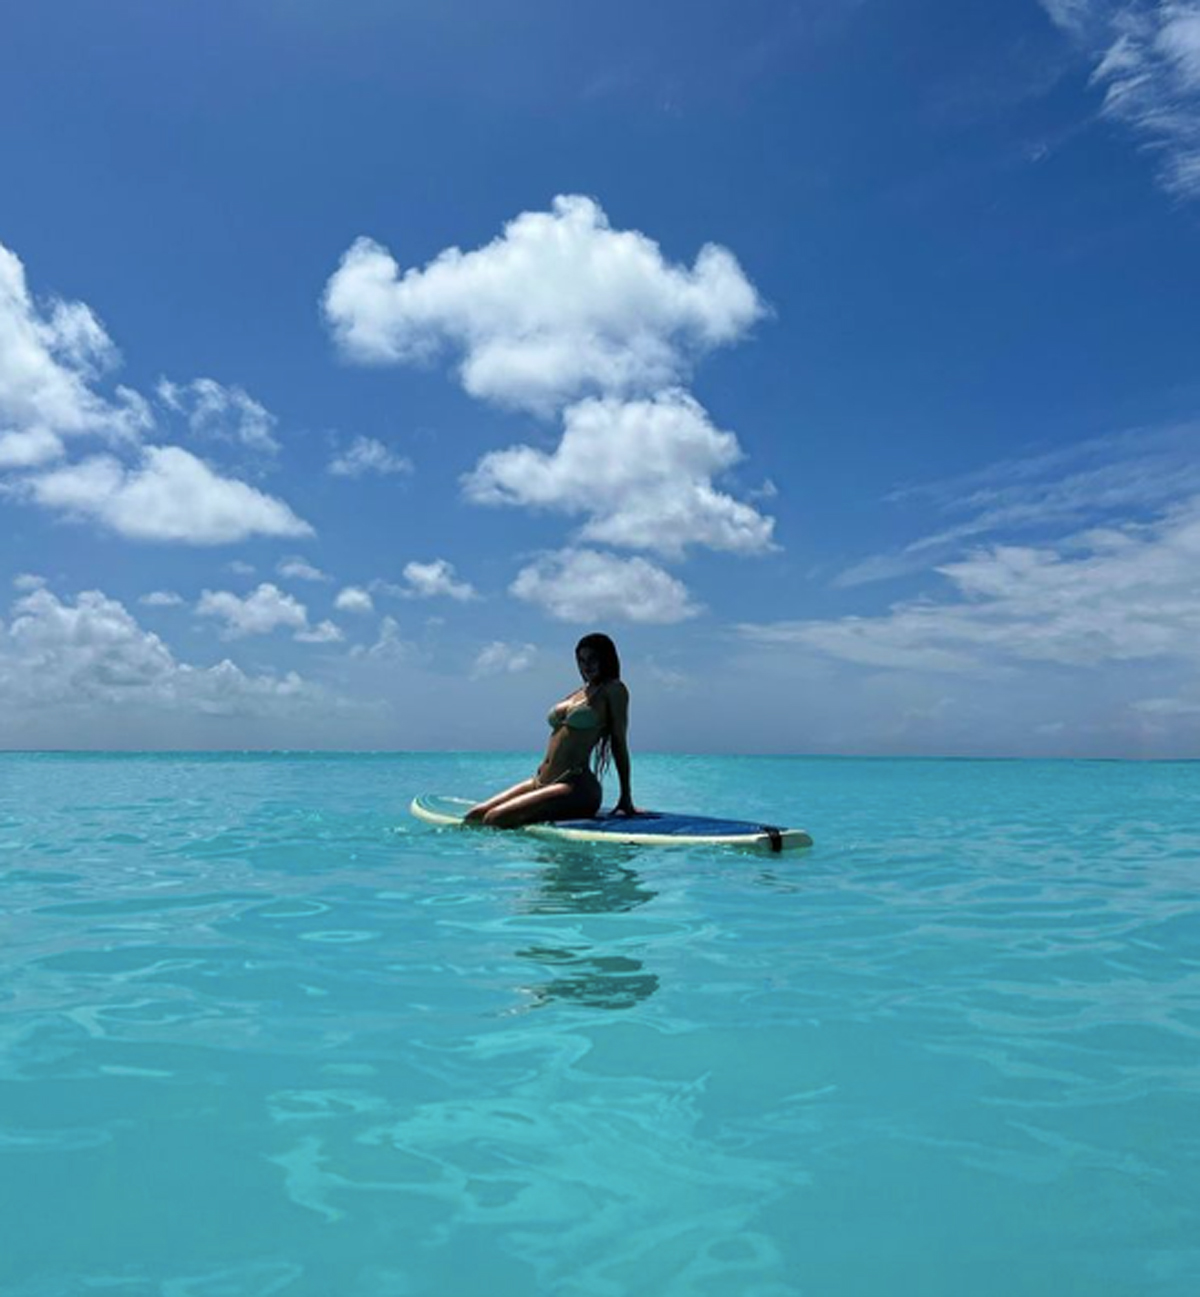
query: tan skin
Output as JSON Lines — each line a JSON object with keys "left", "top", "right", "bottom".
{"left": 464, "top": 645, "right": 638, "bottom": 829}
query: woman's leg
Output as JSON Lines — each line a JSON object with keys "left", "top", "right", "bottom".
{"left": 464, "top": 778, "right": 538, "bottom": 823}
{"left": 482, "top": 773, "right": 601, "bottom": 828}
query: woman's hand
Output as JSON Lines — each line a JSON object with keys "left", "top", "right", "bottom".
{"left": 612, "top": 796, "right": 640, "bottom": 817}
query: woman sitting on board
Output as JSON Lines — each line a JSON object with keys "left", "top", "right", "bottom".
{"left": 465, "top": 632, "right": 637, "bottom": 829}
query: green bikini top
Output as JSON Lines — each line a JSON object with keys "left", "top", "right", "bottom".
{"left": 548, "top": 696, "right": 601, "bottom": 731}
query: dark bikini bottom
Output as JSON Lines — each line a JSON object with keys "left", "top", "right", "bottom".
{"left": 532, "top": 766, "right": 602, "bottom": 817}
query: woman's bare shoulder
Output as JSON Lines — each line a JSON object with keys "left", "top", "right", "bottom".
{"left": 603, "top": 679, "right": 630, "bottom": 708}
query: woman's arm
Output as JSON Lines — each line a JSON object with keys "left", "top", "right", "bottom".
{"left": 607, "top": 682, "right": 637, "bottom": 814}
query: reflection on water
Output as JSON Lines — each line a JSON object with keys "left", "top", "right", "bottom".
{"left": 518, "top": 945, "right": 661, "bottom": 1010}
{"left": 517, "top": 841, "right": 660, "bottom": 1010}
{"left": 752, "top": 865, "right": 807, "bottom": 894}
{"left": 521, "top": 840, "right": 657, "bottom": 915}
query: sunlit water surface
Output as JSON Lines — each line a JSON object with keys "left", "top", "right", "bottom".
{"left": 1, "top": 752, "right": 1198, "bottom": 1296}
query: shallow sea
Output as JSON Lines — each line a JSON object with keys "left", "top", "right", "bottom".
{"left": 1, "top": 752, "right": 1198, "bottom": 1296}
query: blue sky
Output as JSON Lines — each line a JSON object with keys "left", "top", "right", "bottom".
{"left": 2, "top": 0, "right": 1200, "bottom": 756}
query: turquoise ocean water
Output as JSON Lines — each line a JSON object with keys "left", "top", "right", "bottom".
{"left": 1, "top": 751, "right": 1198, "bottom": 1296}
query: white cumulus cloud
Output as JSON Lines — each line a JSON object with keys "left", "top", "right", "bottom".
{"left": 0, "top": 427, "right": 68, "bottom": 470}
{"left": 140, "top": 590, "right": 185, "bottom": 608}
{"left": 0, "top": 586, "right": 319, "bottom": 715}
{"left": 510, "top": 548, "right": 701, "bottom": 624}
{"left": 472, "top": 640, "right": 538, "bottom": 677}
{"left": 398, "top": 559, "right": 476, "bottom": 601}
{"left": 0, "top": 240, "right": 149, "bottom": 463}
{"left": 196, "top": 582, "right": 311, "bottom": 639}
{"left": 295, "top": 619, "right": 344, "bottom": 644}
{"left": 334, "top": 586, "right": 375, "bottom": 614}
{"left": 328, "top": 435, "right": 413, "bottom": 478}
{"left": 465, "top": 390, "right": 775, "bottom": 557}
{"left": 23, "top": 445, "right": 312, "bottom": 544}
{"left": 1, "top": 586, "right": 178, "bottom": 702}
{"left": 277, "top": 556, "right": 329, "bottom": 582}
{"left": 0, "top": 239, "right": 312, "bottom": 545}
{"left": 323, "top": 194, "right": 765, "bottom": 415}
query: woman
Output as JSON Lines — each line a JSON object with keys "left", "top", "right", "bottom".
{"left": 465, "top": 632, "right": 636, "bottom": 829}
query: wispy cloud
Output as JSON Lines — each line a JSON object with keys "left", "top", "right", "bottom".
{"left": 1043, "top": 1, "right": 1200, "bottom": 198}
{"left": 157, "top": 377, "right": 279, "bottom": 453}
{"left": 837, "top": 422, "right": 1200, "bottom": 587}
{"left": 746, "top": 492, "right": 1200, "bottom": 672}
{"left": 741, "top": 422, "right": 1200, "bottom": 750}
{"left": 349, "top": 615, "right": 411, "bottom": 661}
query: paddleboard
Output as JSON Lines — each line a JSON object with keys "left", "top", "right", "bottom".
{"left": 410, "top": 794, "right": 812, "bottom": 854}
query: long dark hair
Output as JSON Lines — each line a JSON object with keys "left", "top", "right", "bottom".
{"left": 576, "top": 632, "right": 621, "bottom": 776}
